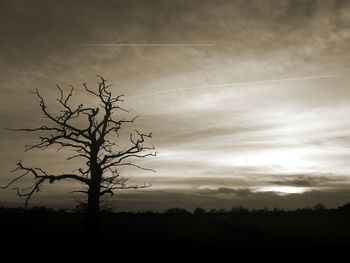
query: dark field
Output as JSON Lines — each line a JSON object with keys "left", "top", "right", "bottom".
{"left": 1, "top": 207, "right": 350, "bottom": 261}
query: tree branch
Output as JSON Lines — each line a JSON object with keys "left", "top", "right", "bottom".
{"left": 3, "top": 161, "right": 90, "bottom": 209}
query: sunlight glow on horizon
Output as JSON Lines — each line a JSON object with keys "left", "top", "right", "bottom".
{"left": 255, "top": 186, "right": 309, "bottom": 194}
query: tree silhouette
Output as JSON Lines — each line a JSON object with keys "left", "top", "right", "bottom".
{"left": 4, "top": 76, "right": 156, "bottom": 233}
{"left": 313, "top": 203, "right": 325, "bottom": 211}
{"left": 193, "top": 207, "right": 206, "bottom": 216}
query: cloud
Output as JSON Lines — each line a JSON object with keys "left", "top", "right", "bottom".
{"left": 269, "top": 175, "right": 348, "bottom": 187}
{"left": 198, "top": 187, "right": 254, "bottom": 197}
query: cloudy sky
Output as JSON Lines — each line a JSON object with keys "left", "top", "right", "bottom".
{"left": 1, "top": 0, "right": 350, "bottom": 211}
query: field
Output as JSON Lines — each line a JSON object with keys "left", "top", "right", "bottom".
{"left": 2, "top": 208, "right": 350, "bottom": 260}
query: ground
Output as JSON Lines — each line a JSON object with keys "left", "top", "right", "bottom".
{"left": 1, "top": 209, "right": 349, "bottom": 261}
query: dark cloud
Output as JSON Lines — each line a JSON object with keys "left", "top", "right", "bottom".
{"left": 198, "top": 187, "right": 254, "bottom": 197}
{"left": 269, "top": 175, "right": 347, "bottom": 187}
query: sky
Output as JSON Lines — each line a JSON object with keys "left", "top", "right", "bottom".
{"left": 1, "top": 0, "right": 350, "bottom": 211}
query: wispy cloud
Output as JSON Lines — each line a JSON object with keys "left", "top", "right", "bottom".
{"left": 71, "top": 43, "right": 213, "bottom": 47}
{"left": 131, "top": 74, "right": 341, "bottom": 98}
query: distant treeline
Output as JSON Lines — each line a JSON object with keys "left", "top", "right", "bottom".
{"left": 1, "top": 202, "right": 350, "bottom": 216}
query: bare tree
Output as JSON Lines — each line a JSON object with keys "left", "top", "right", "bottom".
{"left": 4, "top": 76, "right": 156, "bottom": 232}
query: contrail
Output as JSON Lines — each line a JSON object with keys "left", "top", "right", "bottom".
{"left": 130, "top": 74, "right": 341, "bottom": 99}
{"left": 72, "top": 43, "right": 213, "bottom": 47}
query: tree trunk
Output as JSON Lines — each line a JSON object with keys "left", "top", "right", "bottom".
{"left": 85, "top": 146, "right": 102, "bottom": 236}
{"left": 86, "top": 179, "right": 101, "bottom": 237}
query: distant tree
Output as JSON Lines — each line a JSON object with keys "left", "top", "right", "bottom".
{"left": 193, "top": 207, "right": 206, "bottom": 216}
{"left": 272, "top": 207, "right": 285, "bottom": 214}
{"left": 75, "top": 202, "right": 88, "bottom": 213}
{"left": 4, "top": 76, "right": 156, "bottom": 234}
{"left": 209, "top": 208, "right": 218, "bottom": 214}
{"left": 28, "top": 206, "right": 54, "bottom": 214}
{"left": 338, "top": 202, "right": 350, "bottom": 214}
{"left": 297, "top": 207, "right": 313, "bottom": 215}
{"left": 231, "top": 206, "right": 249, "bottom": 214}
{"left": 313, "top": 203, "right": 326, "bottom": 211}
{"left": 164, "top": 207, "right": 191, "bottom": 216}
